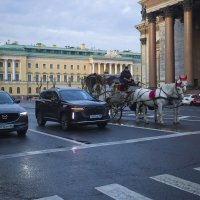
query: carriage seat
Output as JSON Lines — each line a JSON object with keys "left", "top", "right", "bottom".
{"left": 116, "top": 84, "right": 128, "bottom": 92}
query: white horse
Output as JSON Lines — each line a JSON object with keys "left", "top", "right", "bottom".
{"left": 133, "top": 81, "right": 185, "bottom": 124}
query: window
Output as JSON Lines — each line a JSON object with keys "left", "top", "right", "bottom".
{"left": 57, "top": 64, "right": 60, "bottom": 69}
{"left": 8, "top": 74, "right": 11, "bottom": 81}
{"left": 84, "top": 65, "right": 86, "bottom": 70}
{"left": 77, "top": 75, "right": 80, "bottom": 82}
{"left": 28, "top": 87, "right": 31, "bottom": 94}
{"left": 49, "top": 74, "right": 53, "bottom": 82}
{"left": 43, "top": 64, "right": 46, "bottom": 69}
{"left": 36, "top": 63, "right": 39, "bottom": 68}
{"left": 16, "top": 74, "right": 19, "bottom": 81}
{"left": 17, "top": 87, "right": 20, "bottom": 94}
{"left": 8, "top": 62, "right": 11, "bottom": 67}
{"left": 35, "top": 74, "right": 39, "bottom": 82}
{"left": 77, "top": 65, "right": 80, "bottom": 70}
{"left": 0, "top": 62, "right": 3, "bottom": 67}
{"left": 43, "top": 74, "right": 47, "bottom": 82}
{"left": 15, "top": 63, "right": 19, "bottom": 68}
{"left": 1, "top": 87, "right": 4, "bottom": 91}
{"left": 50, "top": 64, "right": 53, "bottom": 69}
{"left": 9, "top": 87, "right": 12, "bottom": 94}
{"left": 0, "top": 74, "right": 3, "bottom": 81}
{"left": 64, "top": 74, "right": 67, "bottom": 82}
{"left": 71, "top": 65, "right": 73, "bottom": 70}
{"left": 64, "top": 65, "right": 67, "bottom": 69}
{"left": 36, "top": 87, "right": 39, "bottom": 93}
{"left": 57, "top": 74, "right": 60, "bottom": 82}
{"left": 28, "top": 63, "right": 31, "bottom": 68}
{"left": 28, "top": 74, "right": 32, "bottom": 82}
{"left": 71, "top": 74, "right": 73, "bottom": 82}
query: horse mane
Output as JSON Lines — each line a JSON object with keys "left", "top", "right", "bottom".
{"left": 161, "top": 83, "right": 176, "bottom": 94}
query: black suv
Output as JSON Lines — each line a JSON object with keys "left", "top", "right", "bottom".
{"left": 35, "top": 88, "right": 110, "bottom": 130}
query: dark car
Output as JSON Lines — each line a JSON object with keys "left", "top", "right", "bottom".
{"left": 35, "top": 88, "right": 110, "bottom": 130}
{"left": 0, "top": 90, "right": 28, "bottom": 136}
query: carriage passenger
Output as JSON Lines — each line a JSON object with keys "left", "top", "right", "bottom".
{"left": 119, "top": 66, "right": 135, "bottom": 86}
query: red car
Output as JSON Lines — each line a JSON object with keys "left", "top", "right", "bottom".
{"left": 191, "top": 96, "right": 200, "bottom": 106}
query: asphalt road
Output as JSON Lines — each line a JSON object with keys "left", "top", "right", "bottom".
{"left": 0, "top": 102, "right": 200, "bottom": 200}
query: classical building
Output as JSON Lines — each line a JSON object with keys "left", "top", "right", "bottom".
{"left": 136, "top": 0, "right": 200, "bottom": 87}
{"left": 0, "top": 43, "right": 141, "bottom": 97}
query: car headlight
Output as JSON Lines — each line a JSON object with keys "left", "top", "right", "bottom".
{"left": 20, "top": 112, "right": 28, "bottom": 116}
{"left": 71, "top": 107, "right": 84, "bottom": 111}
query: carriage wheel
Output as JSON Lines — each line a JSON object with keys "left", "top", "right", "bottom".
{"left": 110, "top": 105, "right": 122, "bottom": 121}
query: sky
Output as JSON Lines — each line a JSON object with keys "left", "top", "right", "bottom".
{"left": 0, "top": 0, "right": 142, "bottom": 52}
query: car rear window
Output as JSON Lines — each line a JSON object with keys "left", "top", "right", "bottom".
{"left": 0, "top": 92, "right": 14, "bottom": 104}
{"left": 60, "top": 90, "right": 94, "bottom": 101}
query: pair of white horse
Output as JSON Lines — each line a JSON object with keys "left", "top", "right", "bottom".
{"left": 132, "top": 76, "right": 188, "bottom": 124}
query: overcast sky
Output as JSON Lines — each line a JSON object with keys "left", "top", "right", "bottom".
{"left": 0, "top": 0, "right": 142, "bottom": 52}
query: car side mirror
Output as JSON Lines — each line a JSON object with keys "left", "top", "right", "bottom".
{"left": 14, "top": 99, "right": 20, "bottom": 104}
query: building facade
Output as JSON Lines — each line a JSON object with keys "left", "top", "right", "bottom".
{"left": 136, "top": 0, "right": 200, "bottom": 88}
{"left": 0, "top": 43, "right": 141, "bottom": 97}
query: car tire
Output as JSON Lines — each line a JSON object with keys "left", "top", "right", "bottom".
{"left": 97, "top": 122, "right": 107, "bottom": 128}
{"left": 36, "top": 111, "right": 46, "bottom": 126}
{"left": 61, "top": 114, "right": 71, "bottom": 131}
{"left": 17, "top": 129, "right": 27, "bottom": 137}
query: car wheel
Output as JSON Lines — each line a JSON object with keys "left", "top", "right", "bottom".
{"left": 97, "top": 122, "right": 107, "bottom": 128}
{"left": 36, "top": 111, "right": 46, "bottom": 126}
{"left": 61, "top": 114, "right": 71, "bottom": 131}
{"left": 17, "top": 129, "right": 27, "bottom": 137}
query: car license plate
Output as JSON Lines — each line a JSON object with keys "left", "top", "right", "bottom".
{"left": 90, "top": 114, "right": 102, "bottom": 119}
{"left": 0, "top": 124, "right": 14, "bottom": 129}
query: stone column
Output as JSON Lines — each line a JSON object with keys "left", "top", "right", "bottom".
{"left": 184, "top": 0, "right": 193, "bottom": 86}
{"left": 91, "top": 63, "right": 94, "bottom": 73}
{"left": 19, "top": 61, "right": 22, "bottom": 80}
{"left": 114, "top": 64, "right": 117, "bottom": 74}
{"left": 140, "top": 38, "right": 147, "bottom": 85}
{"left": 130, "top": 64, "right": 133, "bottom": 76}
{"left": 120, "top": 64, "right": 123, "bottom": 72}
{"left": 164, "top": 7, "right": 175, "bottom": 83}
{"left": 109, "top": 63, "right": 112, "bottom": 74}
{"left": 103, "top": 63, "right": 106, "bottom": 73}
{"left": 148, "top": 13, "right": 157, "bottom": 87}
{"left": 98, "top": 63, "right": 101, "bottom": 74}
{"left": 4, "top": 60, "right": 8, "bottom": 81}
{"left": 12, "top": 60, "right": 16, "bottom": 81}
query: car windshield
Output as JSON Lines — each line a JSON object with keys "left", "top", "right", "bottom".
{"left": 60, "top": 90, "right": 94, "bottom": 101}
{"left": 0, "top": 92, "right": 14, "bottom": 104}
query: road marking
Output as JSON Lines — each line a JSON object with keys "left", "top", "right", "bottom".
{"left": 194, "top": 167, "right": 200, "bottom": 171}
{"left": 179, "top": 116, "right": 190, "bottom": 119}
{"left": 95, "top": 183, "right": 152, "bottom": 200}
{"left": 29, "top": 129, "right": 85, "bottom": 145}
{"left": 1, "top": 131, "right": 200, "bottom": 160}
{"left": 151, "top": 174, "right": 200, "bottom": 197}
{"left": 34, "top": 195, "right": 64, "bottom": 200}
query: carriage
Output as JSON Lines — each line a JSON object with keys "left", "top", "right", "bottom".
{"left": 83, "top": 73, "right": 140, "bottom": 121}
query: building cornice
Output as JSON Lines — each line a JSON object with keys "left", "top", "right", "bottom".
{"left": 146, "top": 0, "right": 183, "bottom": 13}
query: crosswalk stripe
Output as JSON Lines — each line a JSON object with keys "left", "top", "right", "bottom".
{"left": 95, "top": 183, "right": 153, "bottom": 200}
{"left": 151, "top": 174, "right": 200, "bottom": 197}
{"left": 34, "top": 195, "right": 64, "bottom": 200}
{"left": 194, "top": 167, "right": 200, "bottom": 171}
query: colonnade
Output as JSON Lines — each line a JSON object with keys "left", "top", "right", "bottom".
{"left": 90, "top": 63, "right": 133, "bottom": 75}
{"left": 147, "top": 0, "right": 193, "bottom": 87}
{"left": 1, "top": 59, "right": 21, "bottom": 81}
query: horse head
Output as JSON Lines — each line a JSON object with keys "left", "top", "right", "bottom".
{"left": 176, "top": 75, "right": 188, "bottom": 92}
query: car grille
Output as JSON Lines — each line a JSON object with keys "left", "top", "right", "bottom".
{"left": 84, "top": 106, "right": 105, "bottom": 115}
{"left": 0, "top": 113, "right": 19, "bottom": 123}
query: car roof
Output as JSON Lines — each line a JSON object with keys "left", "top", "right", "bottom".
{"left": 42, "top": 87, "right": 83, "bottom": 92}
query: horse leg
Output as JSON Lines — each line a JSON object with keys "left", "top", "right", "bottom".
{"left": 173, "top": 100, "right": 180, "bottom": 124}
{"left": 154, "top": 108, "right": 158, "bottom": 123}
{"left": 157, "top": 103, "right": 164, "bottom": 125}
{"left": 143, "top": 105, "right": 148, "bottom": 124}
{"left": 135, "top": 102, "right": 140, "bottom": 123}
